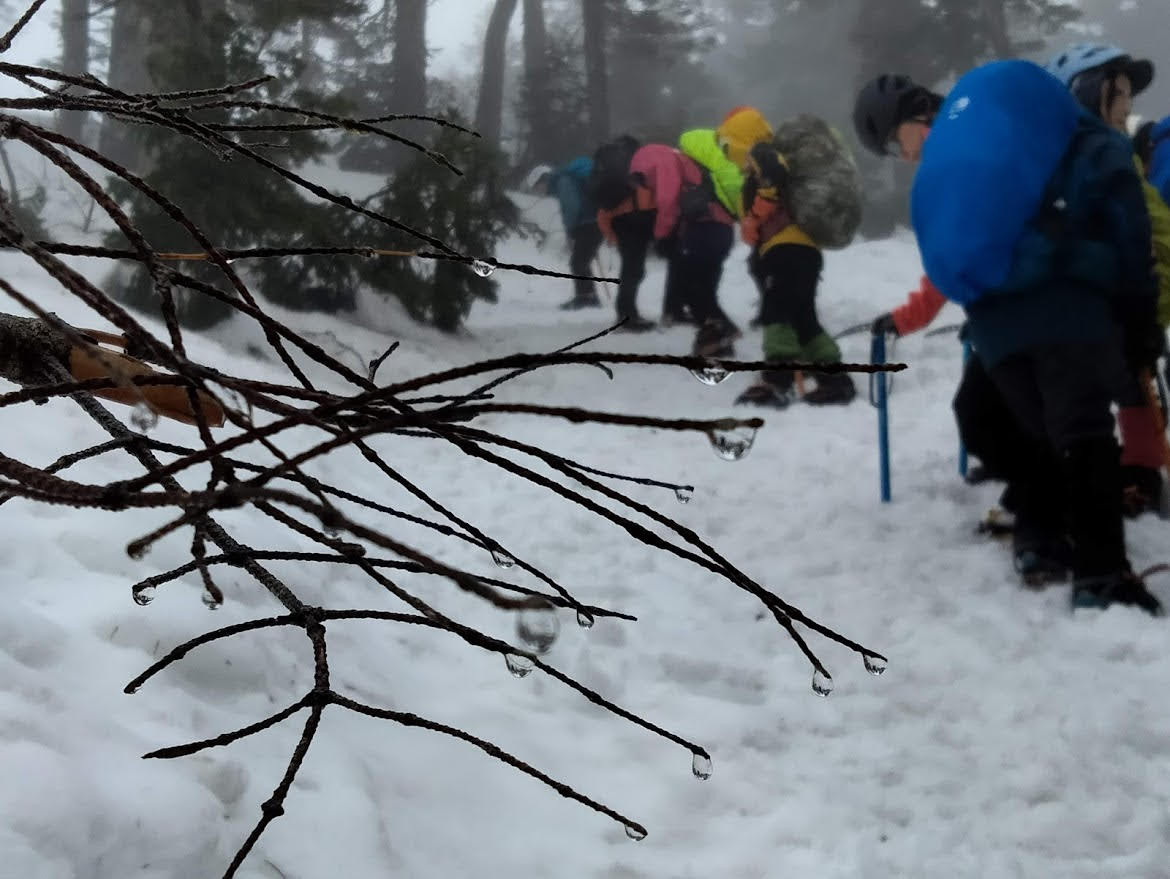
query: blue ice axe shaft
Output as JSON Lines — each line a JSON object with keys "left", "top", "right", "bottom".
{"left": 958, "top": 338, "right": 972, "bottom": 479}
{"left": 871, "top": 331, "right": 891, "bottom": 503}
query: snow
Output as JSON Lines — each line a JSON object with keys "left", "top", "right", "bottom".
{"left": 2, "top": 177, "right": 1170, "bottom": 879}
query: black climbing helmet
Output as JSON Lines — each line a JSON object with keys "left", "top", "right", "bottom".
{"left": 853, "top": 74, "right": 941, "bottom": 157}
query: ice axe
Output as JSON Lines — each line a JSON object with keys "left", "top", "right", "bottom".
{"left": 870, "top": 330, "right": 892, "bottom": 503}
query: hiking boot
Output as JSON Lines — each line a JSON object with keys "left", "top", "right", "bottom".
{"left": 661, "top": 308, "right": 697, "bottom": 328}
{"left": 803, "top": 370, "right": 856, "bottom": 405}
{"left": 1012, "top": 531, "right": 1070, "bottom": 588}
{"left": 1121, "top": 465, "right": 1163, "bottom": 518}
{"left": 615, "top": 315, "right": 657, "bottom": 333}
{"left": 692, "top": 318, "right": 741, "bottom": 358}
{"left": 559, "top": 293, "right": 602, "bottom": 310}
{"left": 735, "top": 379, "right": 795, "bottom": 409}
{"left": 1071, "top": 570, "right": 1165, "bottom": 616}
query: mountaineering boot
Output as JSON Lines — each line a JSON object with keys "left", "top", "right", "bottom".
{"left": 1060, "top": 437, "right": 1163, "bottom": 614}
{"left": 559, "top": 292, "right": 602, "bottom": 310}
{"left": 614, "top": 314, "right": 657, "bottom": 333}
{"left": 693, "top": 317, "right": 741, "bottom": 358}
{"left": 1071, "top": 569, "right": 1164, "bottom": 616}
{"left": 803, "top": 369, "right": 856, "bottom": 405}
{"left": 660, "top": 306, "right": 697, "bottom": 328}
{"left": 1012, "top": 529, "right": 1070, "bottom": 588}
{"left": 735, "top": 367, "right": 795, "bottom": 409}
{"left": 1007, "top": 471, "right": 1069, "bottom": 587}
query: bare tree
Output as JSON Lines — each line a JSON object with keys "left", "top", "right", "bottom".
{"left": 521, "top": 0, "right": 551, "bottom": 163}
{"left": 979, "top": 0, "right": 1013, "bottom": 58}
{"left": 58, "top": 0, "right": 89, "bottom": 142}
{"left": 0, "top": 6, "right": 892, "bottom": 874}
{"left": 474, "top": 0, "right": 519, "bottom": 144}
{"left": 582, "top": 0, "right": 609, "bottom": 143}
{"left": 100, "top": 0, "right": 152, "bottom": 169}
{"left": 392, "top": 0, "right": 427, "bottom": 110}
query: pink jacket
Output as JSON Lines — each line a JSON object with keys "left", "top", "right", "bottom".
{"left": 627, "top": 144, "right": 734, "bottom": 240}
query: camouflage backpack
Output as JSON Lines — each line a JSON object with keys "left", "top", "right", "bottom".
{"left": 771, "top": 115, "right": 863, "bottom": 250}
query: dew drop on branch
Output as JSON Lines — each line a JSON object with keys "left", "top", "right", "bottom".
{"left": 690, "top": 360, "right": 730, "bottom": 386}
{"left": 691, "top": 752, "right": 713, "bottom": 780}
{"left": 504, "top": 653, "right": 534, "bottom": 678}
{"left": 516, "top": 600, "right": 559, "bottom": 655}
{"left": 864, "top": 654, "right": 888, "bottom": 677}
{"left": 708, "top": 425, "right": 757, "bottom": 462}
{"left": 471, "top": 258, "right": 497, "bottom": 278}
{"left": 491, "top": 549, "right": 516, "bottom": 569}
{"left": 812, "top": 669, "right": 834, "bottom": 698}
{"left": 624, "top": 824, "right": 648, "bottom": 842}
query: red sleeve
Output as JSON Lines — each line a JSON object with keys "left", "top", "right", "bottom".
{"left": 892, "top": 276, "right": 947, "bottom": 336}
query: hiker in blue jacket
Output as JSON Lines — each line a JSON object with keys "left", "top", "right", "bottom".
{"left": 530, "top": 158, "right": 604, "bottom": 310}
{"left": 853, "top": 65, "right": 1164, "bottom": 615}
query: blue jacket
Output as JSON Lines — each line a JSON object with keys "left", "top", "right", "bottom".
{"left": 548, "top": 157, "right": 597, "bottom": 232}
{"left": 1148, "top": 116, "right": 1170, "bottom": 205}
{"left": 965, "top": 122, "right": 1157, "bottom": 367}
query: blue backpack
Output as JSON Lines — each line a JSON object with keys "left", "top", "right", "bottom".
{"left": 911, "top": 60, "right": 1126, "bottom": 306}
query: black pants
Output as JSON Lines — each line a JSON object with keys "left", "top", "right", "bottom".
{"left": 753, "top": 244, "right": 839, "bottom": 363}
{"left": 954, "top": 353, "right": 1035, "bottom": 483}
{"left": 988, "top": 342, "right": 1127, "bottom": 580}
{"left": 569, "top": 222, "right": 603, "bottom": 301}
{"left": 955, "top": 353, "right": 1063, "bottom": 538}
{"left": 664, "top": 221, "right": 734, "bottom": 324}
{"left": 611, "top": 210, "right": 655, "bottom": 320}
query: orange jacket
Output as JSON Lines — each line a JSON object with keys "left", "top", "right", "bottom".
{"left": 597, "top": 186, "right": 655, "bottom": 244}
{"left": 892, "top": 276, "right": 947, "bottom": 336}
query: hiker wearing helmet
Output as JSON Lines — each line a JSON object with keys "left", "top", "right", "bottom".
{"left": 716, "top": 106, "right": 857, "bottom": 407}
{"left": 854, "top": 63, "right": 1162, "bottom": 614}
{"left": 529, "top": 158, "right": 604, "bottom": 311}
{"left": 859, "top": 74, "right": 1067, "bottom": 586}
{"left": 1047, "top": 43, "right": 1170, "bottom": 519}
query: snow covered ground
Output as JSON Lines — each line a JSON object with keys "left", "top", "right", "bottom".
{"left": 2, "top": 174, "right": 1170, "bottom": 879}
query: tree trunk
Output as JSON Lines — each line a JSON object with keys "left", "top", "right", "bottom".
{"left": 979, "top": 0, "right": 1013, "bottom": 58}
{"left": 582, "top": 0, "right": 610, "bottom": 144}
{"left": 100, "top": 0, "right": 153, "bottom": 169}
{"left": 392, "top": 0, "right": 428, "bottom": 112}
{"left": 521, "top": 0, "right": 550, "bottom": 163}
{"left": 474, "top": 0, "right": 519, "bottom": 145}
{"left": 59, "top": 0, "right": 89, "bottom": 143}
{"left": 101, "top": 0, "right": 228, "bottom": 172}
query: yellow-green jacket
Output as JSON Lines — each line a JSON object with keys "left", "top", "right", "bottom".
{"left": 1138, "top": 155, "right": 1170, "bottom": 327}
{"left": 677, "top": 129, "right": 744, "bottom": 219}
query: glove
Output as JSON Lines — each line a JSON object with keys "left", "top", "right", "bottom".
{"left": 653, "top": 236, "right": 676, "bottom": 260}
{"left": 871, "top": 313, "right": 899, "bottom": 337}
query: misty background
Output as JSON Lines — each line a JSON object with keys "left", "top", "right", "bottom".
{"left": 2, "top": 0, "right": 1169, "bottom": 332}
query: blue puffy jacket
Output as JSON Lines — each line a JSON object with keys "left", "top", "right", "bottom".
{"left": 965, "top": 118, "right": 1157, "bottom": 367}
{"left": 548, "top": 157, "right": 597, "bottom": 232}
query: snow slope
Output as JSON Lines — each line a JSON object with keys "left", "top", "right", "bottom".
{"left": 2, "top": 183, "right": 1169, "bottom": 879}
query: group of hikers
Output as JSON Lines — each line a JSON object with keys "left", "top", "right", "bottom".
{"left": 528, "top": 108, "right": 862, "bottom": 407}
{"left": 530, "top": 41, "right": 1170, "bottom": 617}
